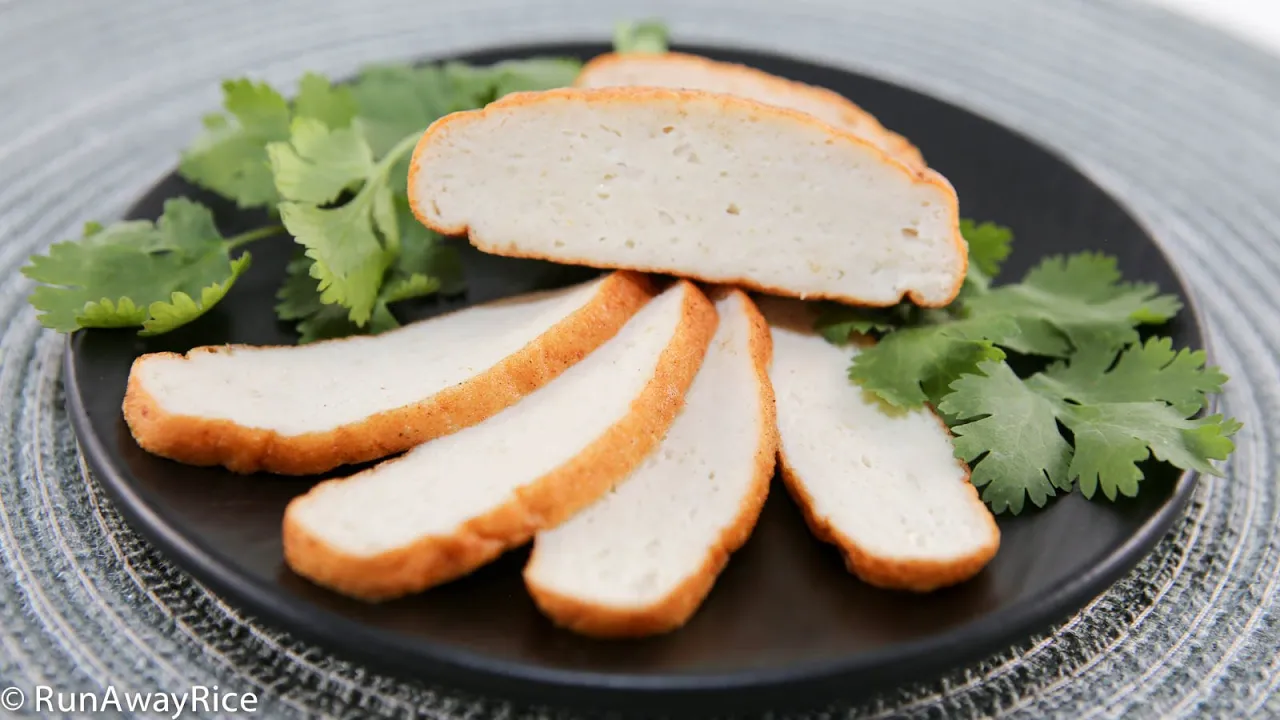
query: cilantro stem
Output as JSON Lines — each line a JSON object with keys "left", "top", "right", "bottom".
{"left": 361, "top": 130, "right": 422, "bottom": 257}
{"left": 225, "top": 223, "right": 285, "bottom": 251}
{"left": 377, "top": 132, "right": 422, "bottom": 175}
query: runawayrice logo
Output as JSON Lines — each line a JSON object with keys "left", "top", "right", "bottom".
{"left": 0, "top": 684, "right": 258, "bottom": 717}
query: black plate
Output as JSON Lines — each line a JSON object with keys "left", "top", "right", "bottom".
{"left": 63, "top": 41, "right": 1204, "bottom": 716}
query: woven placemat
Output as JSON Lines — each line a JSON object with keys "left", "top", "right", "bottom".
{"left": 2, "top": 0, "right": 1278, "bottom": 717}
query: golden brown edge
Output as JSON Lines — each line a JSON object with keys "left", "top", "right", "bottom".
{"left": 405, "top": 86, "right": 967, "bottom": 308}
{"left": 280, "top": 280, "right": 719, "bottom": 601}
{"left": 574, "top": 51, "right": 927, "bottom": 170}
{"left": 770, "top": 310, "right": 1000, "bottom": 592}
{"left": 121, "top": 272, "right": 655, "bottom": 476}
{"left": 522, "top": 287, "right": 780, "bottom": 638}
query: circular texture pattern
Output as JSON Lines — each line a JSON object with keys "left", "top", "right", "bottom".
{"left": 0, "top": 0, "right": 1276, "bottom": 717}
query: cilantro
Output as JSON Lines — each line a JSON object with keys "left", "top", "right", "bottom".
{"left": 349, "top": 58, "right": 582, "bottom": 158}
{"left": 271, "top": 56, "right": 577, "bottom": 334}
{"left": 22, "top": 199, "right": 271, "bottom": 334}
{"left": 1061, "top": 403, "right": 1237, "bottom": 501}
{"left": 965, "top": 253, "right": 1182, "bottom": 357}
{"left": 939, "top": 344, "right": 1238, "bottom": 512}
{"left": 958, "top": 219, "right": 1012, "bottom": 296}
{"left": 938, "top": 360, "right": 1073, "bottom": 514}
{"left": 384, "top": 195, "right": 465, "bottom": 299}
{"left": 961, "top": 219, "right": 1013, "bottom": 279}
{"left": 812, "top": 303, "right": 899, "bottom": 344}
{"left": 828, "top": 225, "right": 1182, "bottom": 408}
{"left": 180, "top": 74, "right": 355, "bottom": 208}
{"left": 349, "top": 65, "right": 459, "bottom": 158}
{"left": 818, "top": 220, "right": 1023, "bottom": 406}
{"left": 818, "top": 218, "right": 1239, "bottom": 514}
{"left": 267, "top": 118, "right": 373, "bottom": 205}
{"left": 1036, "top": 337, "right": 1226, "bottom": 415}
{"left": 293, "top": 73, "right": 360, "bottom": 129}
{"left": 484, "top": 58, "right": 584, "bottom": 97}
{"left": 613, "top": 20, "right": 669, "bottom": 54}
{"left": 276, "top": 255, "right": 388, "bottom": 344}
{"left": 27, "top": 48, "right": 577, "bottom": 342}
{"left": 274, "top": 199, "right": 462, "bottom": 343}
{"left": 848, "top": 315, "right": 1016, "bottom": 408}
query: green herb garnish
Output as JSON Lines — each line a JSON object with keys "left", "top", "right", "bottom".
{"left": 22, "top": 50, "right": 586, "bottom": 339}
{"left": 22, "top": 199, "right": 267, "bottom": 335}
{"left": 815, "top": 222, "right": 1240, "bottom": 514}
{"left": 612, "top": 20, "right": 670, "bottom": 54}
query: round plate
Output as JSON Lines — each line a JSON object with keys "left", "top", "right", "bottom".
{"left": 63, "top": 41, "right": 1204, "bottom": 715}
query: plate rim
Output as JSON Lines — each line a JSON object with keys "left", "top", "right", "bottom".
{"left": 59, "top": 39, "right": 1211, "bottom": 713}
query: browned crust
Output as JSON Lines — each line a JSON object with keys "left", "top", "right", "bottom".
{"left": 776, "top": 395, "right": 1000, "bottom": 593}
{"left": 523, "top": 288, "right": 779, "bottom": 638}
{"left": 574, "top": 51, "right": 926, "bottom": 170}
{"left": 880, "top": 129, "right": 927, "bottom": 169}
{"left": 121, "top": 272, "right": 655, "bottom": 476}
{"left": 406, "top": 87, "right": 967, "bottom": 308}
{"left": 280, "top": 280, "right": 719, "bottom": 601}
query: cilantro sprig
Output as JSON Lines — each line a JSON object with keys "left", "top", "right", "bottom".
{"left": 613, "top": 20, "right": 670, "bottom": 54}
{"left": 816, "top": 222, "right": 1240, "bottom": 514}
{"left": 22, "top": 51, "right": 584, "bottom": 339}
{"left": 22, "top": 199, "right": 272, "bottom": 335}
{"left": 180, "top": 74, "right": 360, "bottom": 209}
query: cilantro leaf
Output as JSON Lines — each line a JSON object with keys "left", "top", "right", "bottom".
{"left": 822, "top": 214, "right": 1237, "bottom": 514}
{"left": 961, "top": 219, "right": 1013, "bottom": 279}
{"left": 812, "top": 303, "right": 898, "bottom": 343}
{"left": 485, "top": 58, "right": 583, "bottom": 96}
{"left": 275, "top": 197, "right": 460, "bottom": 341}
{"left": 349, "top": 58, "right": 581, "bottom": 160}
{"left": 937, "top": 360, "right": 1073, "bottom": 514}
{"left": 140, "top": 255, "right": 252, "bottom": 335}
{"left": 849, "top": 314, "right": 1018, "bottom": 407}
{"left": 277, "top": 198, "right": 392, "bottom": 327}
{"left": 613, "top": 20, "right": 669, "bottom": 53}
{"left": 293, "top": 73, "right": 359, "bottom": 129}
{"left": 1017, "top": 336, "right": 1238, "bottom": 501}
{"left": 271, "top": 120, "right": 415, "bottom": 326}
{"left": 267, "top": 118, "right": 373, "bottom": 205}
{"left": 275, "top": 254, "right": 324, "bottom": 323}
{"left": 1037, "top": 337, "right": 1226, "bottom": 415}
{"left": 822, "top": 218, "right": 1020, "bottom": 406}
{"left": 22, "top": 199, "right": 257, "bottom": 334}
{"left": 350, "top": 65, "right": 458, "bottom": 158}
{"left": 386, "top": 195, "right": 465, "bottom": 298}
{"left": 277, "top": 252, "right": 404, "bottom": 343}
{"left": 959, "top": 219, "right": 1012, "bottom": 297}
{"left": 180, "top": 75, "right": 355, "bottom": 208}
{"left": 277, "top": 255, "right": 370, "bottom": 343}
{"left": 966, "top": 252, "right": 1182, "bottom": 356}
{"left": 934, "top": 335, "right": 1238, "bottom": 511}
{"left": 1060, "top": 403, "right": 1239, "bottom": 500}
{"left": 273, "top": 57, "right": 576, "bottom": 330}
{"left": 180, "top": 80, "right": 290, "bottom": 208}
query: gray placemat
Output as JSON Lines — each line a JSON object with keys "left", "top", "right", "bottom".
{"left": 2, "top": 0, "right": 1277, "bottom": 717}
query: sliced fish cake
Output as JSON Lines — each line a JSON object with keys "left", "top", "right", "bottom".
{"left": 525, "top": 289, "right": 777, "bottom": 637}
{"left": 761, "top": 297, "right": 999, "bottom": 591}
{"left": 283, "top": 280, "right": 717, "bottom": 601}
{"left": 125, "top": 271, "right": 652, "bottom": 475}
{"left": 410, "top": 88, "right": 967, "bottom": 308}
{"left": 575, "top": 51, "right": 924, "bottom": 169}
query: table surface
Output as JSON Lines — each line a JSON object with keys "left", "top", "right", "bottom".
{"left": 2, "top": 1, "right": 1279, "bottom": 718}
{"left": 1145, "top": 0, "right": 1280, "bottom": 55}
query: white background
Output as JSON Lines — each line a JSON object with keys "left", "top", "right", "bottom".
{"left": 1146, "top": 0, "right": 1280, "bottom": 54}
